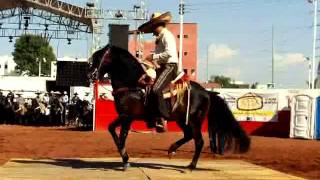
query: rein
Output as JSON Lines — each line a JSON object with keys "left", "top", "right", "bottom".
{"left": 99, "top": 84, "right": 140, "bottom": 97}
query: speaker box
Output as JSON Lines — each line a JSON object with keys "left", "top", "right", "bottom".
{"left": 109, "top": 24, "right": 129, "bottom": 50}
{"left": 46, "top": 80, "right": 69, "bottom": 94}
{"left": 56, "top": 61, "right": 89, "bottom": 87}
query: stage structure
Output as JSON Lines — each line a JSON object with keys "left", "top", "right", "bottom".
{"left": 0, "top": 0, "right": 148, "bottom": 53}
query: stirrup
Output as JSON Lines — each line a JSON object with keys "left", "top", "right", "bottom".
{"left": 155, "top": 125, "right": 166, "bottom": 133}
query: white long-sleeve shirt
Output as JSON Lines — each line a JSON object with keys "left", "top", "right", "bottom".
{"left": 153, "top": 28, "right": 178, "bottom": 64}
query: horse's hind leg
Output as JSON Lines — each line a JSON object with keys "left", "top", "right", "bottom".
{"left": 168, "top": 121, "right": 193, "bottom": 158}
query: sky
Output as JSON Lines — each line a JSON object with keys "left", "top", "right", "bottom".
{"left": 0, "top": 0, "right": 317, "bottom": 88}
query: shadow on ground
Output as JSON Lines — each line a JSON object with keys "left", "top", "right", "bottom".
{"left": 12, "top": 159, "right": 217, "bottom": 174}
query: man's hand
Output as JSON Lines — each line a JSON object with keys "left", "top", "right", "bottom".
{"left": 145, "top": 54, "right": 153, "bottom": 62}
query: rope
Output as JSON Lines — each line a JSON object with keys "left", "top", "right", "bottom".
{"left": 185, "top": 86, "right": 191, "bottom": 125}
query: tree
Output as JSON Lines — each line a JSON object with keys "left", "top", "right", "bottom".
{"left": 251, "top": 82, "right": 259, "bottom": 89}
{"left": 12, "top": 34, "right": 56, "bottom": 76}
{"left": 210, "top": 75, "right": 235, "bottom": 88}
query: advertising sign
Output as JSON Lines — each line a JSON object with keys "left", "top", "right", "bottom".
{"left": 222, "top": 92, "right": 279, "bottom": 122}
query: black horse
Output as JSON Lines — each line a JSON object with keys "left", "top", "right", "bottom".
{"left": 88, "top": 45, "right": 250, "bottom": 170}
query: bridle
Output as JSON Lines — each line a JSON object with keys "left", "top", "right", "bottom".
{"left": 90, "top": 47, "right": 156, "bottom": 97}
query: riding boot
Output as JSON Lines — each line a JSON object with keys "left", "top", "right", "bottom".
{"left": 155, "top": 117, "right": 167, "bottom": 133}
{"left": 146, "top": 118, "right": 156, "bottom": 129}
{"left": 157, "top": 94, "right": 170, "bottom": 119}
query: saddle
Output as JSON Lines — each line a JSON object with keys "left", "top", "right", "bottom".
{"left": 139, "top": 67, "right": 190, "bottom": 112}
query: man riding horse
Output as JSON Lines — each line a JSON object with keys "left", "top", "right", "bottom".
{"left": 138, "top": 12, "right": 179, "bottom": 132}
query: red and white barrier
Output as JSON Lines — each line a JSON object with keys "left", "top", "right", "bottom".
{"left": 93, "top": 82, "right": 320, "bottom": 138}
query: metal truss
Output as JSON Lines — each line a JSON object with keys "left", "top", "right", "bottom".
{"left": 0, "top": 0, "right": 149, "bottom": 48}
{"left": 0, "top": 28, "right": 86, "bottom": 41}
{"left": 0, "top": 7, "right": 92, "bottom": 33}
{"left": 86, "top": 8, "right": 148, "bottom": 21}
{"left": 25, "top": 0, "right": 87, "bottom": 18}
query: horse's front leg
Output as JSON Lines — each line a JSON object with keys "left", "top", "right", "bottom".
{"left": 118, "top": 119, "right": 132, "bottom": 170}
{"left": 168, "top": 120, "right": 193, "bottom": 158}
{"left": 108, "top": 116, "right": 123, "bottom": 155}
{"left": 108, "top": 115, "right": 133, "bottom": 170}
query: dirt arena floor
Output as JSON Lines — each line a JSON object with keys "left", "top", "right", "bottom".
{"left": 0, "top": 125, "right": 319, "bottom": 179}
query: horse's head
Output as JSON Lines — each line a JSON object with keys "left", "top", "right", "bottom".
{"left": 87, "top": 45, "right": 112, "bottom": 81}
{"left": 88, "top": 44, "right": 146, "bottom": 88}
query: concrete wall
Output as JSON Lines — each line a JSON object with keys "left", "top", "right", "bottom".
{"left": 0, "top": 76, "right": 55, "bottom": 97}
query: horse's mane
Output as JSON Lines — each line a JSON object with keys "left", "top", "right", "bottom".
{"left": 92, "top": 44, "right": 145, "bottom": 88}
{"left": 91, "top": 45, "right": 110, "bottom": 66}
{"left": 109, "top": 45, "right": 144, "bottom": 75}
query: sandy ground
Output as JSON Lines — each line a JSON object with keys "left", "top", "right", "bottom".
{"left": 0, "top": 125, "right": 319, "bottom": 179}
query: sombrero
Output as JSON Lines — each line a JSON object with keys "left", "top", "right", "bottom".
{"left": 53, "top": 91, "right": 61, "bottom": 95}
{"left": 138, "top": 12, "right": 172, "bottom": 33}
{"left": 35, "top": 91, "right": 41, "bottom": 95}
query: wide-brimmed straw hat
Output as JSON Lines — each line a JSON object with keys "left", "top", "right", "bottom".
{"left": 138, "top": 12, "right": 172, "bottom": 33}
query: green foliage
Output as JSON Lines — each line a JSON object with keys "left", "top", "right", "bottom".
{"left": 210, "top": 75, "right": 235, "bottom": 88}
{"left": 251, "top": 82, "right": 259, "bottom": 89}
{"left": 12, "top": 34, "right": 56, "bottom": 76}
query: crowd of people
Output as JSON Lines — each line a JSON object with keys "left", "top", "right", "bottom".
{"left": 0, "top": 90, "right": 93, "bottom": 129}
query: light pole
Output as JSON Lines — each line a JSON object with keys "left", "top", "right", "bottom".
{"left": 36, "top": 58, "right": 41, "bottom": 77}
{"left": 309, "top": 0, "right": 318, "bottom": 89}
{"left": 306, "top": 57, "right": 312, "bottom": 89}
{"left": 206, "top": 44, "right": 214, "bottom": 83}
{"left": 206, "top": 44, "right": 210, "bottom": 83}
{"left": 178, "top": 0, "right": 185, "bottom": 72}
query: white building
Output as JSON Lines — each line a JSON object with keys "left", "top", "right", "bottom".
{"left": 0, "top": 56, "right": 90, "bottom": 97}
{"left": 0, "top": 55, "right": 16, "bottom": 76}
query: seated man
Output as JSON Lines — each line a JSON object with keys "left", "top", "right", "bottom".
{"left": 138, "top": 12, "right": 178, "bottom": 132}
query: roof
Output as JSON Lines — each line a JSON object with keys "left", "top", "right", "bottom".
{"left": 0, "top": 0, "right": 93, "bottom": 31}
{"left": 200, "top": 82, "right": 221, "bottom": 89}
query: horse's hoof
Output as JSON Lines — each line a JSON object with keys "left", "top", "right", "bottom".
{"left": 187, "top": 164, "right": 196, "bottom": 171}
{"left": 123, "top": 163, "right": 131, "bottom": 171}
{"left": 168, "top": 151, "right": 176, "bottom": 159}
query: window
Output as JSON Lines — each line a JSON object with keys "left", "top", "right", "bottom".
{"left": 183, "top": 69, "right": 188, "bottom": 74}
{"left": 177, "top": 34, "right": 189, "bottom": 38}
{"left": 191, "top": 69, "right": 196, "bottom": 76}
{"left": 4, "top": 64, "right": 8, "bottom": 69}
{"left": 184, "top": 52, "right": 188, "bottom": 56}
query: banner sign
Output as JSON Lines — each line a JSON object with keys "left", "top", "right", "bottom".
{"left": 221, "top": 92, "right": 279, "bottom": 122}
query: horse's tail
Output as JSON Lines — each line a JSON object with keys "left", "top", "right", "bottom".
{"left": 207, "top": 91, "right": 250, "bottom": 153}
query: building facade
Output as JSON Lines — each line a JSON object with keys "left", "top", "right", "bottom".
{"left": 0, "top": 55, "right": 16, "bottom": 76}
{"left": 129, "top": 23, "right": 198, "bottom": 81}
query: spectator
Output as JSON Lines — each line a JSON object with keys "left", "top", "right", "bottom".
{"left": 60, "top": 91, "right": 69, "bottom": 125}
{"left": 35, "top": 91, "right": 42, "bottom": 103}
{"left": 71, "top": 92, "right": 80, "bottom": 104}
{"left": 43, "top": 92, "right": 50, "bottom": 104}
{"left": 15, "top": 92, "right": 25, "bottom": 105}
